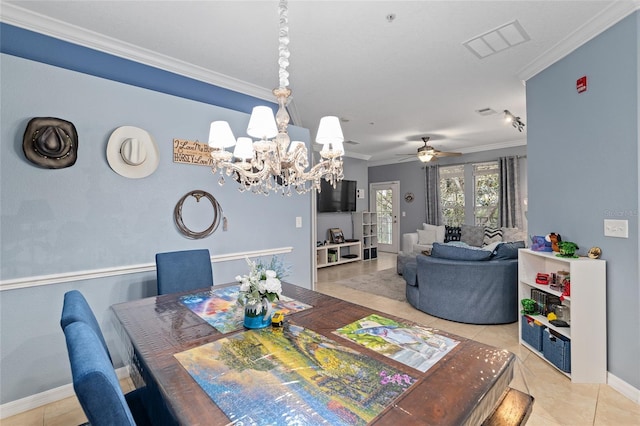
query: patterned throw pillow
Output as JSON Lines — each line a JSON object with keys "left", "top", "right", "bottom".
{"left": 444, "top": 225, "right": 462, "bottom": 243}
{"left": 483, "top": 226, "right": 503, "bottom": 246}
{"left": 461, "top": 225, "right": 484, "bottom": 247}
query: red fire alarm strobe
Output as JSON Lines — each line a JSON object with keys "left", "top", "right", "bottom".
{"left": 577, "top": 75, "right": 587, "bottom": 93}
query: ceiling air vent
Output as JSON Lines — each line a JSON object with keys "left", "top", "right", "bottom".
{"left": 475, "top": 108, "right": 497, "bottom": 116}
{"left": 463, "top": 20, "right": 530, "bottom": 59}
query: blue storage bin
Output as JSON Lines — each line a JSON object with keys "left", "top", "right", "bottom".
{"left": 543, "top": 328, "right": 571, "bottom": 373}
{"left": 521, "top": 315, "right": 545, "bottom": 351}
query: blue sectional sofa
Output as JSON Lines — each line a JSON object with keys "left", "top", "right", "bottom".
{"left": 403, "top": 242, "right": 521, "bottom": 324}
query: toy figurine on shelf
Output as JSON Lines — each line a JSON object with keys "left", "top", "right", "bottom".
{"left": 546, "top": 233, "right": 562, "bottom": 252}
{"left": 530, "top": 235, "right": 552, "bottom": 252}
{"left": 521, "top": 298, "right": 536, "bottom": 315}
{"left": 557, "top": 241, "right": 579, "bottom": 258}
{"left": 560, "top": 280, "right": 571, "bottom": 302}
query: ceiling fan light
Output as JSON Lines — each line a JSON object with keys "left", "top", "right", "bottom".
{"left": 418, "top": 151, "right": 434, "bottom": 162}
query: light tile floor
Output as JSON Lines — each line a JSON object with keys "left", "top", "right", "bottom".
{"left": 315, "top": 253, "right": 640, "bottom": 426}
{"left": 4, "top": 252, "right": 639, "bottom": 425}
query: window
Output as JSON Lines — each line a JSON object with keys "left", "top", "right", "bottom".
{"left": 375, "top": 189, "right": 393, "bottom": 244}
{"left": 473, "top": 162, "right": 499, "bottom": 226}
{"left": 439, "top": 165, "right": 464, "bottom": 226}
{"left": 439, "top": 162, "right": 499, "bottom": 227}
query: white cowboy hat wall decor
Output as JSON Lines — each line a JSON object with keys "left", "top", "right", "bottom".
{"left": 106, "top": 126, "right": 160, "bottom": 178}
{"left": 22, "top": 117, "right": 78, "bottom": 169}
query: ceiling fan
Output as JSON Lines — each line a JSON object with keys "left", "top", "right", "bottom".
{"left": 398, "top": 137, "right": 462, "bottom": 162}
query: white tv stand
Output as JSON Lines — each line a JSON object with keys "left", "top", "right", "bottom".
{"left": 316, "top": 241, "right": 362, "bottom": 268}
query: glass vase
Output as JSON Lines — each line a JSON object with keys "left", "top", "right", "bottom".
{"left": 243, "top": 297, "right": 273, "bottom": 329}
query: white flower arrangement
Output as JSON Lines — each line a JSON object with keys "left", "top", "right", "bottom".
{"left": 235, "top": 256, "right": 288, "bottom": 308}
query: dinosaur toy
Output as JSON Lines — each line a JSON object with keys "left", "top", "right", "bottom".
{"left": 557, "top": 241, "right": 579, "bottom": 258}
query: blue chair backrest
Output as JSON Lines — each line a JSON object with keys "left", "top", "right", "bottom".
{"left": 60, "top": 290, "right": 112, "bottom": 363}
{"left": 63, "top": 321, "right": 136, "bottom": 426}
{"left": 155, "top": 249, "right": 213, "bottom": 295}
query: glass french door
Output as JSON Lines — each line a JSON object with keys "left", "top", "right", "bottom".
{"left": 369, "top": 181, "right": 399, "bottom": 253}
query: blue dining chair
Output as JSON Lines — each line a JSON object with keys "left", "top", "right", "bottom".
{"left": 60, "top": 290, "right": 112, "bottom": 363}
{"left": 155, "top": 249, "right": 214, "bottom": 295}
{"left": 63, "top": 321, "right": 152, "bottom": 426}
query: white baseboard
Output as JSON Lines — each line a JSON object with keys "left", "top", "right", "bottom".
{"left": 0, "top": 367, "right": 130, "bottom": 419}
{"left": 607, "top": 372, "right": 640, "bottom": 404}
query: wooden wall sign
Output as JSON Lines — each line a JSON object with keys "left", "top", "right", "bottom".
{"left": 173, "top": 139, "right": 213, "bottom": 166}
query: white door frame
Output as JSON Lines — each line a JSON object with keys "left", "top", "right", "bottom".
{"left": 369, "top": 181, "right": 400, "bottom": 253}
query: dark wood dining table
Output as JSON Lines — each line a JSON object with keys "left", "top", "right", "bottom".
{"left": 111, "top": 282, "right": 532, "bottom": 426}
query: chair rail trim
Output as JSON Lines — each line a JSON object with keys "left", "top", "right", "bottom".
{"left": 0, "top": 247, "right": 293, "bottom": 291}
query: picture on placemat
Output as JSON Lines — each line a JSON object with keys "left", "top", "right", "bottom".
{"left": 334, "top": 314, "right": 459, "bottom": 373}
{"left": 175, "top": 323, "right": 416, "bottom": 425}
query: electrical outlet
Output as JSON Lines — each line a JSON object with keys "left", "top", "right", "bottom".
{"left": 295, "top": 216, "right": 302, "bottom": 228}
{"left": 604, "top": 219, "right": 628, "bottom": 238}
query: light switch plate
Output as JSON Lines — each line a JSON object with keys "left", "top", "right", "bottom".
{"left": 604, "top": 219, "right": 628, "bottom": 238}
{"left": 295, "top": 216, "right": 302, "bottom": 228}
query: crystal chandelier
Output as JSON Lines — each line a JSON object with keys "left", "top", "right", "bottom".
{"left": 208, "top": 0, "right": 345, "bottom": 196}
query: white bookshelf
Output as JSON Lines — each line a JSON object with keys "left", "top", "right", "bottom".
{"left": 352, "top": 211, "right": 378, "bottom": 261}
{"left": 316, "top": 241, "right": 361, "bottom": 268}
{"left": 518, "top": 249, "right": 606, "bottom": 383}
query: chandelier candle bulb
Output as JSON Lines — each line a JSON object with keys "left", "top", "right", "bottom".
{"left": 208, "top": 121, "right": 236, "bottom": 148}
{"left": 207, "top": 0, "right": 345, "bottom": 195}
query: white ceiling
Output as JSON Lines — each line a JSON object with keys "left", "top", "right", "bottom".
{"left": 2, "top": 1, "right": 639, "bottom": 165}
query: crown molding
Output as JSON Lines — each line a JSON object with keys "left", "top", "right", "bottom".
{"left": 0, "top": 3, "right": 274, "bottom": 102}
{"left": 518, "top": 1, "right": 640, "bottom": 82}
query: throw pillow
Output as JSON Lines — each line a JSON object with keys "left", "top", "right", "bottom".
{"left": 460, "top": 224, "right": 484, "bottom": 247}
{"left": 483, "top": 226, "right": 503, "bottom": 246}
{"left": 502, "top": 227, "right": 527, "bottom": 244}
{"left": 417, "top": 228, "right": 437, "bottom": 245}
{"left": 481, "top": 241, "right": 503, "bottom": 252}
{"left": 492, "top": 241, "right": 526, "bottom": 259}
{"left": 423, "top": 223, "right": 446, "bottom": 243}
{"left": 444, "top": 225, "right": 462, "bottom": 242}
{"left": 430, "top": 242, "right": 493, "bottom": 261}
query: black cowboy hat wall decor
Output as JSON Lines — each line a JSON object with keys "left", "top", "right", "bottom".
{"left": 22, "top": 117, "right": 78, "bottom": 169}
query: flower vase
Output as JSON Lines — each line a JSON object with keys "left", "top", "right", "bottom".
{"left": 243, "top": 297, "right": 273, "bottom": 329}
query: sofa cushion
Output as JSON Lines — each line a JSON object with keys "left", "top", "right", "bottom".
{"left": 492, "top": 241, "right": 526, "bottom": 260}
{"left": 460, "top": 224, "right": 484, "bottom": 247}
{"left": 423, "top": 223, "right": 445, "bottom": 243}
{"left": 417, "top": 228, "right": 437, "bottom": 245}
{"left": 444, "top": 225, "right": 462, "bottom": 242}
{"left": 431, "top": 242, "right": 493, "bottom": 261}
{"left": 483, "top": 226, "right": 503, "bottom": 246}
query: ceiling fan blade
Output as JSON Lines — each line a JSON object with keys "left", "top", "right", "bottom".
{"left": 434, "top": 151, "right": 462, "bottom": 157}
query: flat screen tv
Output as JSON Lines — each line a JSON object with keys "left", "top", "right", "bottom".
{"left": 317, "top": 179, "right": 357, "bottom": 213}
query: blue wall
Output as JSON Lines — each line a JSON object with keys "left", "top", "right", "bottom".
{"left": 0, "top": 30, "right": 314, "bottom": 403}
{"left": 527, "top": 12, "right": 639, "bottom": 389}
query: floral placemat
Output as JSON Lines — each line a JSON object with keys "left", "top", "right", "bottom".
{"left": 180, "top": 285, "right": 312, "bottom": 333}
{"left": 334, "top": 314, "right": 459, "bottom": 373}
{"left": 174, "top": 323, "right": 416, "bottom": 425}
